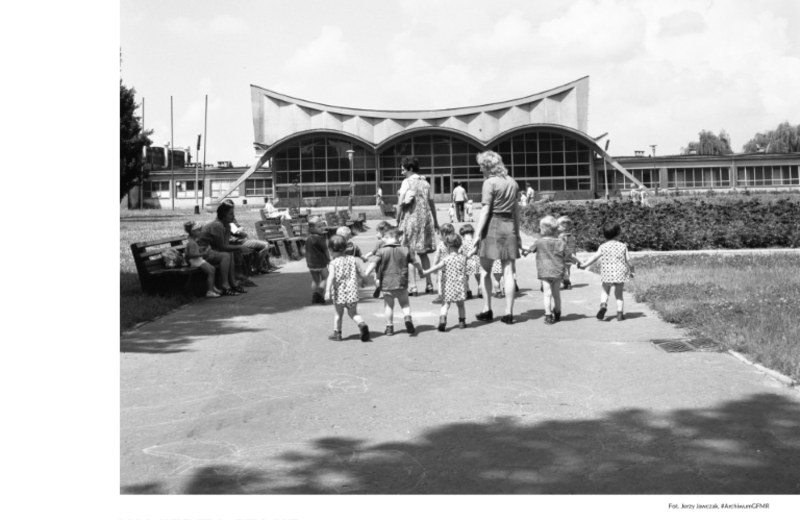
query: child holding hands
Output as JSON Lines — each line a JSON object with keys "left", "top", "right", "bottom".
{"left": 362, "top": 227, "right": 424, "bottom": 336}
{"left": 557, "top": 216, "right": 579, "bottom": 290}
{"left": 522, "top": 215, "right": 566, "bottom": 324}
{"left": 578, "top": 222, "right": 634, "bottom": 321}
{"left": 422, "top": 233, "right": 468, "bottom": 331}
{"left": 324, "top": 235, "right": 370, "bottom": 341}
{"left": 305, "top": 216, "right": 330, "bottom": 304}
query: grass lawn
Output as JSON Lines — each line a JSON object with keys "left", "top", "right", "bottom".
{"left": 622, "top": 253, "right": 800, "bottom": 382}
{"left": 120, "top": 206, "right": 284, "bottom": 332}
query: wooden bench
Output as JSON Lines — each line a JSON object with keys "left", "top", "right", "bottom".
{"left": 379, "top": 202, "right": 396, "bottom": 218}
{"left": 254, "top": 221, "right": 305, "bottom": 259}
{"left": 130, "top": 236, "right": 203, "bottom": 295}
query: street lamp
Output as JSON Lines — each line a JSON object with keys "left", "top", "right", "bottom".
{"left": 292, "top": 176, "right": 300, "bottom": 212}
{"left": 346, "top": 149, "right": 355, "bottom": 214}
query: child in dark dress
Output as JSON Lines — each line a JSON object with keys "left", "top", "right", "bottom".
{"left": 305, "top": 216, "right": 330, "bottom": 304}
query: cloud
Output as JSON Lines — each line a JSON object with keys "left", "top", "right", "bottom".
{"left": 658, "top": 10, "right": 706, "bottom": 37}
{"left": 284, "top": 25, "right": 352, "bottom": 73}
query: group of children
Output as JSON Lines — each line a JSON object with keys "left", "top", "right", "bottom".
{"left": 306, "top": 212, "right": 635, "bottom": 341}
{"left": 448, "top": 201, "right": 474, "bottom": 223}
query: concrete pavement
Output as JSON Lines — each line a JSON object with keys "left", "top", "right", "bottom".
{"left": 120, "top": 211, "right": 800, "bottom": 494}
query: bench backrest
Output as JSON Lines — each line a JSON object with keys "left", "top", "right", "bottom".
{"left": 255, "top": 221, "right": 288, "bottom": 241}
{"left": 130, "top": 236, "right": 191, "bottom": 290}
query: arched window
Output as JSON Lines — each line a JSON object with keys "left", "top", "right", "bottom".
{"left": 271, "top": 136, "right": 376, "bottom": 200}
{"left": 491, "top": 131, "right": 592, "bottom": 192}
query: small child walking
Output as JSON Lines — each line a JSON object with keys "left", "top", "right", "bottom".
{"left": 431, "top": 223, "right": 456, "bottom": 304}
{"left": 422, "top": 234, "right": 468, "bottom": 331}
{"left": 184, "top": 221, "right": 220, "bottom": 298}
{"left": 578, "top": 222, "right": 635, "bottom": 321}
{"left": 363, "top": 227, "right": 424, "bottom": 336}
{"left": 336, "top": 226, "right": 366, "bottom": 261}
{"left": 448, "top": 203, "right": 456, "bottom": 223}
{"left": 305, "top": 216, "right": 330, "bottom": 304}
{"left": 324, "top": 235, "right": 370, "bottom": 341}
{"left": 522, "top": 215, "right": 566, "bottom": 324}
{"left": 458, "top": 224, "right": 481, "bottom": 299}
{"left": 465, "top": 200, "right": 474, "bottom": 222}
{"left": 557, "top": 216, "right": 580, "bottom": 290}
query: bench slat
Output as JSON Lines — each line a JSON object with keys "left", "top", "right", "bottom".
{"left": 132, "top": 235, "right": 188, "bottom": 249}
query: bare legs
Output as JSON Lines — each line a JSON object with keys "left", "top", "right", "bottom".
{"left": 541, "top": 279, "right": 562, "bottom": 316}
{"left": 601, "top": 283, "right": 625, "bottom": 313}
{"left": 479, "top": 257, "right": 516, "bottom": 316}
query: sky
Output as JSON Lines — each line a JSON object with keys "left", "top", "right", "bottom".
{"left": 121, "top": 0, "right": 800, "bottom": 166}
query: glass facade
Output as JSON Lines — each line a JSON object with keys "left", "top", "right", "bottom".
{"left": 736, "top": 165, "right": 799, "bottom": 187}
{"left": 271, "top": 137, "right": 376, "bottom": 200}
{"left": 491, "top": 131, "right": 592, "bottom": 192}
{"left": 245, "top": 178, "right": 272, "bottom": 197}
{"left": 379, "top": 135, "right": 484, "bottom": 198}
{"left": 599, "top": 168, "right": 660, "bottom": 191}
{"left": 668, "top": 167, "right": 730, "bottom": 188}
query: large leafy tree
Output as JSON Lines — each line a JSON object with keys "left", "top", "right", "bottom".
{"left": 681, "top": 129, "right": 733, "bottom": 155}
{"left": 742, "top": 121, "right": 800, "bottom": 153}
{"left": 120, "top": 81, "right": 152, "bottom": 201}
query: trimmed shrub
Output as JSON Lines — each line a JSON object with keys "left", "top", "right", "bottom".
{"left": 521, "top": 195, "right": 800, "bottom": 251}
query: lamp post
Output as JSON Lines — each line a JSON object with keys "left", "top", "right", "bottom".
{"left": 292, "top": 176, "right": 300, "bottom": 212}
{"left": 194, "top": 134, "right": 201, "bottom": 214}
{"left": 604, "top": 139, "right": 610, "bottom": 200}
{"left": 346, "top": 149, "right": 355, "bottom": 214}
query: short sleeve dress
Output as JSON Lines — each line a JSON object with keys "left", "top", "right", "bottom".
{"left": 329, "top": 255, "right": 360, "bottom": 306}
{"left": 599, "top": 240, "right": 631, "bottom": 284}
{"left": 398, "top": 174, "right": 436, "bottom": 254}
{"left": 441, "top": 252, "right": 467, "bottom": 302}
{"left": 459, "top": 236, "right": 481, "bottom": 277}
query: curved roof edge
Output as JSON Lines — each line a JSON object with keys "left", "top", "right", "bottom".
{"left": 251, "top": 77, "right": 589, "bottom": 148}
{"left": 251, "top": 76, "right": 589, "bottom": 119}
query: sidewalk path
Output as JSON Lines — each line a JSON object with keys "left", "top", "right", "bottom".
{"left": 121, "top": 210, "right": 800, "bottom": 494}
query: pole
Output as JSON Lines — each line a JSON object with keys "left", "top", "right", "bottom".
{"left": 194, "top": 134, "right": 201, "bottom": 214}
{"left": 346, "top": 150, "right": 354, "bottom": 214}
{"left": 603, "top": 139, "right": 610, "bottom": 200}
{"left": 202, "top": 94, "right": 208, "bottom": 209}
{"left": 170, "top": 95, "right": 174, "bottom": 211}
{"left": 140, "top": 97, "right": 144, "bottom": 210}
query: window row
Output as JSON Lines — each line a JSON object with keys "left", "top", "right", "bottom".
{"left": 736, "top": 165, "right": 799, "bottom": 186}
{"left": 142, "top": 179, "right": 272, "bottom": 199}
{"left": 274, "top": 170, "right": 378, "bottom": 185}
{"left": 274, "top": 183, "right": 377, "bottom": 199}
{"left": 598, "top": 169, "right": 660, "bottom": 190}
{"left": 668, "top": 167, "right": 730, "bottom": 188}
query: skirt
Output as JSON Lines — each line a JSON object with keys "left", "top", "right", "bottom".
{"left": 479, "top": 214, "right": 520, "bottom": 261}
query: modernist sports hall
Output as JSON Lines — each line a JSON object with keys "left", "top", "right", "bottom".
{"left": 240, "top": 76, "right": 625, "bottom": 204}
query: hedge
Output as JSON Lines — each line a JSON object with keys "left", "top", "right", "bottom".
{"left": 520, "top": 196, "right": 800, "bottom": 251}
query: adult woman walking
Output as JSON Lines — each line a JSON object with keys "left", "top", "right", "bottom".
{"left": 473, "top": 151, "right": 521, "bottom": 323}
{"left": 397, "top": 156, "right": 439, "bottom": 295}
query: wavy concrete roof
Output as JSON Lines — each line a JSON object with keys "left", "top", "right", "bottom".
{"left": 250, "top": 76, "right": 589, "bottom": 151}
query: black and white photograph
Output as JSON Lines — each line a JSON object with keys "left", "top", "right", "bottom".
{"left": 54, "top": 0, "right": 800, "bottom": 517}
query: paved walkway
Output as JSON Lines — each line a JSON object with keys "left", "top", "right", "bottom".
{"left": 121, "top": 210, "right": 800, "bottom": 495}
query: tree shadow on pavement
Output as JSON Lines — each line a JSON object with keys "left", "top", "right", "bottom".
{"left": 122, "top": 393, "right": 800, "bottom": 495}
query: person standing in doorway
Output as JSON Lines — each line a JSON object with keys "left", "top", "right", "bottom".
{"left": 526, "top": 182, "right": 535, "bottom": 204}
{"left": 452, "top": 182, "right": 468, "bottom": 222}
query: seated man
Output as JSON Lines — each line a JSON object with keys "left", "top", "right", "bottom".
{"left": 222, "top": 199, "right": 276, "bottom": 275}
{"left": 264, "top": 196, "right": 292, "bottom": 220}
{"left": 200, "top": 203, "right": 256, "bottom": 289}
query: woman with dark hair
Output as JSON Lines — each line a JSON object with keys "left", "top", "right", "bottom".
{"left": 397, "top": 156, "right": 439, "bottom": 295}
{"left": 472, "top": 151, "right": 521, "bottom": 323}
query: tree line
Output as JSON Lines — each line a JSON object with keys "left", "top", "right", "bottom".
{"left": 682, "top": 122, "right": 800, "bottom": 156}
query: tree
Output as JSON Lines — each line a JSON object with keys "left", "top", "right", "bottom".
{"left": 120, "top": 81, "right": 152, "bottom": 201}
{"left": 681, "top": 129, "right": 733, "bottom": 155}
{"left": 742, "top": 121, "right": 800, "bottom": 153}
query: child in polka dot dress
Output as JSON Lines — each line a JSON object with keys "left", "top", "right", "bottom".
{"left": 431, "top": 223, "right": 456, "bottom": 304}
{"left": 578, "top": 222, "right": 635, "bottom": 321}
{"left": 324, "top": 235, "right": 370, "bottom": 341}
{"left": 458, "top": 224, "right": 481, "bottom": 299}
{"left": 422, "top": 234, "right": 468, "bottom": 331}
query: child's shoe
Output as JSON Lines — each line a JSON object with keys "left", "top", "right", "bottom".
{"left": 384, "top": 325, "right": 394, "bottom": 336}
{"left": 358, "top": 322, "right": 370, "bottom": 341}
{"left": 562, "top": 280, "right": 572, "bottom": 290}
{"left": 544, "top": 314, "right": 555, "bottom": 325}
{"left": 328, "top": 330, "right": 342, "bottom": 341}
{"left": 438, "top": 317, "right": 447, "bottom": 332}
{"left": 206, "top": 291, "right": 221, "bottom": 298}
{"left": 312, "top": 292, "right": 322, "bottom": 304}
{"left": 466, "top": 290, "right": 473, "bottom": 300}
{"left": 596, "top": 303, "right": 608, "bottom": 320}
{"left": 404, "top": 317, "right": 416, "bottom": 334}
{"left": 432, "top": 295, "right": 444, "bottom": 304}
{"left": 500, "top": 314, "right": 514, "bottom": 324}
{"left": 553, "top": 310, "right": 561, "bottom": 323}
{"left": 616, "top": 312, "right": 626, "bottom": 321}
{"left": 458, "top": 318, "right": 467, "bottom": 329}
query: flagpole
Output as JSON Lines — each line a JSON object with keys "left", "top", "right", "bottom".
{"left": 140, "top": 97, "right": 144, "bottom": 210}
{"left": 202, "top": 94, "right": 208, "bottom": 210}
{"left": 170, "top": 95, "right": 175, "bottom": 211}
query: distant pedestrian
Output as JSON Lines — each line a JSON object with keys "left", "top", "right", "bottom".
{"left": 452, "top": 182, "right": 468, "bottom": 222}
{"left": 578, "top": 222, "right": 635, "bottom": 321}
{"left": 465, "top": 199, "right": 474, "bottom": 222}
{"left": 526, "top": 183, "right": 535, "bottom": 204}
{"left": 522, "top": 216, "right": 566, "bottom": 325}
{"left": 324, "top": 235, "right": 370, "bottom": 342}
{"left": 375, "top": 187, "right": 383, "bottom": 207}
{"left": 422, "top": 233, "right": 468, "bottom": 331}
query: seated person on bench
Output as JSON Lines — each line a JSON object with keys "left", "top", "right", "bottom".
{"left": 264, "top": 196, "right": 292, "bottom": 221}
{"left": 221, "top": 199, "right": 276, "bottom": 275}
